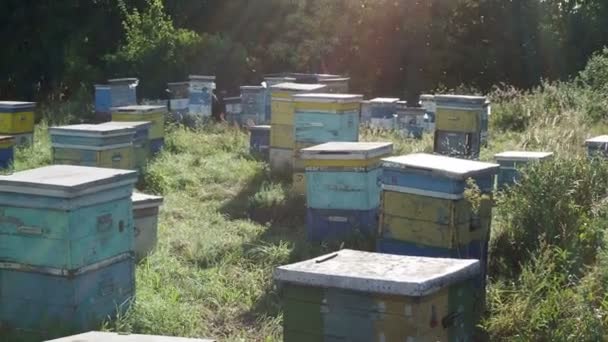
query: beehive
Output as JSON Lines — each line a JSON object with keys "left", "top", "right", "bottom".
{"left": 379, "top": 153, "right": 498, "bottom": 287}
{"left": 132, "top": 192, "right": 163, "bottom": 260}
{"left": 224, "top": 96, "right": 242, "bottom": 125}
{"left": 396, "top": 105, "right": 427, "bottom": 138}
{"left": 167, "top": 81, "right": 190, "bottom": 117}
{"left": 111, "top": 105, "right": 167, "bottom": 154}
{"left": 269, "top": 83, "right": 327, "bottom": 174}
{"left": 318, "top": 77, "right": 350, "bottom": 93}
{"left": 94, "top": 85, "right": 112, "bottom": 122}
{"left": 585, "top": 135, "right": 608, "bottom": 159}
{"left": 0, "top": 101, "right": 36, "bottom": 146}
{"left": 98, "top": 121, "right": 151, "bottom": 170}
{"left": 188, "top": 75, "right": 216, "bottom": 116}
{"left": 360, "top": 100, "right": 372, "bottom": 124}
{"left": 434, "top": 95, "right": 489, "bottom": 159}
{"left": 49, "top": 124, "right": 135, "bottom": 170}
{"left": 0, "top": 253, "right": 134, "bottom": 332}
{"left": 264, "top": 76, "right": 297, "bottom": 122}
{"left": 494, "top": 151, "right": 553, "bottom": 189}
{"left": 301, "top": 142, "right": 393, "bottom": 241}
{"left": 46, "top": 332, "right": 216, "bottom": 342}
{"left": 241, "top": 86, "right": 267, "bottom": 124}
{"left": 0, "top": 165, "right": 138, "bottom": 270}
{"left": 108, "top": 78, "right": 138, "bottom": 108}
{"left": 250, "top": 125, "right": 270, "bottom": 160}
{"left": 275, "top": 249, "right": 481, "bottom": 342}
{"left": 0, "top": 135, "right": 14, "bottom": 169}
{"left": 369, "top": 98, "right": 399, "bottom": 130}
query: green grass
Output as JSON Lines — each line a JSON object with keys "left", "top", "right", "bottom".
{"left": 4, "top": 77, "right": 608, "bottom": 340}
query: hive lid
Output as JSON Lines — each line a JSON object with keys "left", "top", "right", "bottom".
{"left": 586, "top": 135, "right": 608, "bottom": 144}
{"left": 494, "top": 151, "right": 554, "bottom": 162}
{"left": 270, "top": 82, "right": 327, "bottom": 92}
{"left": 189, "top": 75, "right": 216, "bottom": 81}
{"left": 319, "top": 77, "right": 350, "bottom": 82}
{"left": 370, "top": 97, "right": 399, "bottom": 104}
{"left": 250, "top": 125, "right": 271, "bottom": 131}
{"left": 167, "top": 81, "right": 189, "bottom": 86}
{"left": 45, "top": 331, "right": 215, "bottom": 342}
{"left": 240, "top": 85, "right": 265, "bottom": 91}
{"left": 108, "top": 78, "right": 138, "bottom": 84}
{"left": 301, "top": 142, "right": 393, "bottom": 160}
{"left": 94, "top": 84, "right": 111, "bottom": 89}
{"left": 382, "top": 153, "right": 499, "bottom": 179}
{"left": 0, "top": 165, "right": 137, "bottom": 198}
{"left": 292, "top": 93, "right": 363, "bottom": 103}
{"left": 0, "top": 101, "right": 36, "bottom": 111}
{"left": 419, "top": 94, "right": 435, "bottom": 101}
{"left": 0, "top": 135, "right": 14, "bottom": 142}
{"left": 132, "top": 192, "right": 164, "bottom": 209}
{"left": 434, "top": 94, "right": 488, "bottom": 105}
{"left": 98, "top": 121, "right": 152, "bottom": 130}
{"left": 112, "top": 105, "right": 167, "bottom": 113}
{"left": 315, "top": 73, "right": 343, "bottom": 80}
{"left": 275, "top": 249, "right": 480, "bottom": 297}
{"left": 49, "top": 124, "right": 135, "bottom": 137}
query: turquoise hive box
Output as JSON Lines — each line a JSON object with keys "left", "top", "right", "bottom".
{"left": 46, "top": 331, "right": 216, "bottom": 341}
{"left": 132, "top": 192, "right": 163, "bottom": 260}
{"left": 494, "top": 151, "right": 553, "bottom": 189}
{"left": 0, "top": 253, "right": 135, "bottom": 332}
{"left": 275, "top": 249, "right": 481, "bottom": 342}
{"left": 0, "top": 165, "right": 138, "bottom": 269}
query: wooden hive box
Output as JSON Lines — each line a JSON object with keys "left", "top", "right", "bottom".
{"left": 98, "top": 121, "right": 152, "bottom": 171}
{"left": 188, "top": 75, "right": 216, "bottom": 117}
{"left": 132, "top": 192, "right": 163, "bottom": 260}
{"left": 301, "top": 142, "right": 393, "bottom": 241}
{"left": 49, "top": 124, "right": 136, "bottom": 170}
{"left": 379, "top": 154, "right": 498, "bottom": 286}
{"left": 317, "top": 77, "right": 350, "bottom": 93}
{"left": 249, "top": 125, "right": 270, "bottom": 160}
{"left": 0, "top": 165, "right": 138, "bottom": 270}
{"left": 585, "top": 135, "right": 608, "bottom": 159}
{"left": 94, "top": 85, "right": 112, "bottom": 122}
{"left": 0, "top": 135, "right": 14, "bottom": 169}
{"left": 275, "top": 249, "right": 481, "bottom": 342}
{"left": 167, "top": 81, "right": 190, "bottom": 116}
{"left": 46, "top": 331, "right": 216, "bottom": 342}
{"left": 111, "top": 105, "right": 167, "bottom": 154}
{"left": 0, "top": 101, "right": 36, "bottom": 146}
{"left": 108, "top": 78, "right": 138, "bottom": 108}
{"left": 369, "top": 97, "right": 399, "bottom": 119}
{"left": 0, "top": 253, "right": 135, "bottom": 332}
{"left": 434, "top": 95, "right": 488, "bottom": 135}
{"left": 494, "top": 151, "right": 553, "bottom": 190}
{"left": 240, "top": 86, "right": 267, "bottom": 125}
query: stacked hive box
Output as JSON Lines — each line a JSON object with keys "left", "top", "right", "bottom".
{"left": 300, "top": 142, "right": 393, "bottom": 241}
{"left": 585, "top": 135, "right": 608, "bottom": 159}
{"left": 94, "top": 85, "right": 112, "bottom": 122}
{"left": 167, "top": 81, "right": 190, "bottom": 119}
{"left": 224, "top": 96, "right": 242, "bottom": 125}
{"left": 132, "top": 192, "right": 163, "bottom": 260}
{"left": 434, "top": 95, "right": 489, "bottom": 159}
{"left": 108, "top": 78, "right": 138, "bottom": 107}
{"left": 317, "top": 77, "right": 350, "bottom": 93}
{"left": 0, "top": 135, "right": 14, "bottom": 168}
{"left": 419, "top": 94, "right": 436, "bottom": 132}
{"left": 269, "top": 83, "right": 326, "bottom": 174}
{"left": 292, "top": 94, "right": 363, "bottom": 193}
{"left": 378, "top": 153, "right": 498, "bottom": 289}
{"left": 188, "top": 75, "right": 216, "bottom": 117}
{"left": 396, "top": 104, "right": 427, "bottom": 138}
{"left": 0, "top": 165, "right": 138, "bottom": 332}
{"left": 275, "top": 249, "right": 481, "bottom": 341}
{"left": 240, "top": 86, "right": 267, "bottom": 125}
{"left": 98, "top": 121, "right": 151, "bottom": 171}
{"left": 494, "top": 151, "right": 553, "bottom": 189}
{"left": 0, "top": 101, "right": 36, "bottom": 146}
{"left": 49, "top": 124, "right": 135, "bottom": 170}
{"left": 264, "top": 76, "right": 297, "bottom": 123}
{"left": 47, "top": 332, "right": 216, "bottom": 342}
{"left": 111, "top": 105, "right": 167, "bottom": 154}
{"left": 369, "top": 98, "right": 399, "bottom": 129}
{"left": 360, "top": 100, "right": 372, "bottom": 124}
{"left": 249, "top": 125, "right": 270, "bottom": 160}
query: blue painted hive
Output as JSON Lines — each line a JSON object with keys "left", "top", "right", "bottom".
{"left": 49, "top": 124, "right": 136, "bottom": 170}
{"left": 396, "top": 105, "right": 427, "bottom": 139}
{"left": 379, "top": 153, "right": 498, "bottom": 289}
{"left": 224, "top": 96, "right": 242, "bottom": 125}
{"left": 0, "top": 253, "right": 134, "bottom": 332}
{"left": 47, "top": 331, "right": 216, "bottom": 341}
{"left": 108, "top": 78, "right": 138, "bottom": 108}
{"left": 0, "top": 165, "right": 138, "bottom": 270}
{"left": 0, "top": 135, "right": 14, "bottom": 169}
{"left": 167, "top": 81, "right": 190, "bottom": 119}
{"left": 94, "top": 85, "right": 112, "bottom": 122}
{"left": 301, "top": 142, "right": 393, "bottom": 241}
{"left": 369, "top": 98, "right": 399, "bottom": 119}
{"left": 249, "top": 125, "right": 270, "bottom": 160}
{"left": 132, "top": 192, "right": 163, "bottom": 260}
{"left": 0, "top": 101, "right": 36, "bottom": 146}
{"left": 318, "top": 77, "right": 350, "bottom": 93}
{"left": 98, "top": 121, "right": 152, "bottom": 170}
{"left": 275, "top": 249, "right": 482, "bottom": 342}
{"left": 188, "top": 75, "right": 216, "bottom": 117}
{"left": 586, "top": 135, "right": 608, "bottom": 159}
{"left": 494, "top": 151, "right": 553, "bottom": 190}
{"left": 241, "top": 86, "right": 267, "bottom": 125}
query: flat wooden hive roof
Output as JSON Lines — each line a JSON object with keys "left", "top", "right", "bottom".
{"left": 45, "top": 331, "right": 215, "bottom": 342}
{"left": 494, "top": 151, "right": 554, "bottom": 161}
{"left": 49, "top": 124, "right": 135, "bottom": 135}
{"left": 382, "top": 153, "right": 499, "bottom": 178}
{"left": 292, "top": 93, "right": 363, "bottom": 102}
{"left": 275, "top": 249, "right": 480, "bottom": 297}
{"left": 132, "top": 192, "right": 164, "bottom": 209}
{"left": 112, "top": 105, "right": 167, "bottom": 112}
{"left": 370, "top": 97, "right": 399, "bottom": 103}
{"left": 300, "top": 142, "right": 393, "bottom": 159}
{"left": 586, "top": 135, "right": 608, "bottom": 143}
{"left": 270, "top": 82, "right": 326, "bottom": 91}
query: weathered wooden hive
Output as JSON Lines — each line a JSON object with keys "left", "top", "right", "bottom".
{"left": 132, "top": 192, "right": 163, "bottom": 260}
{"left": 111, "top": 105, "right": 167, "bottom": 155}
{"left": 0, "top": 135, "right": 14, "bottom": 168}
{"left": 0, "top": 101, "right": 36, "bottom": 146}
{"left": 494, "top": 151, "right": 553, "bottom": 189}
{"left": 188, "top": 75, "right": 216, "bottom": 117}
{"left": 249, "top": 125, "right": 270, "bottom": 160}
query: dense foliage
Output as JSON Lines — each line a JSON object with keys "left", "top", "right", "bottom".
{"left": 3, "top": 0, "right": 608, "bottom": 100}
